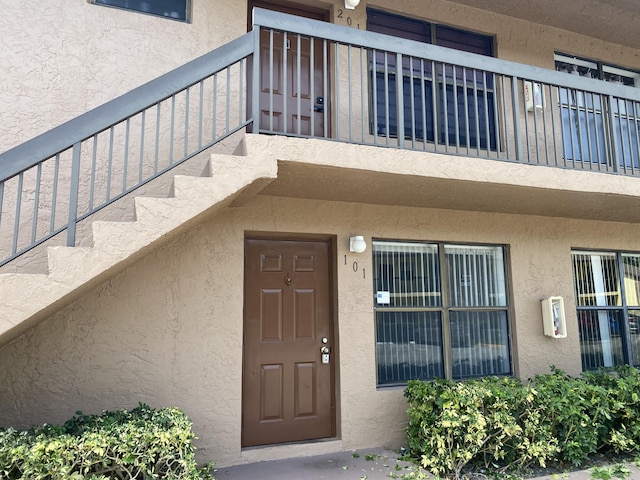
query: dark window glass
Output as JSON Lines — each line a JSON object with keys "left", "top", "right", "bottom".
{"left": 367, "top": 9, "right": 431, "bottom": 43}
{"left": 435, "top": 24, "right": 493, "bottom": 56}
{"left": 373, "top": 241, "right": 511, "bottom": 386}
{"left": 376, "top": 311, "right": 444, "bottom": 385}
{"left": 93, "top": 0, "right": 189, "bottom": 21}
{"left": 556, "top": 54, "right": 640, "bottom": 168}
{"left": 450, "top": 310, "right": 510, "bottom": 379}
{"left": 367, "top": 9, "right": 496, "bottom": 150}
{"left": 572, "top": 251, "right": 640, "bottom": 370}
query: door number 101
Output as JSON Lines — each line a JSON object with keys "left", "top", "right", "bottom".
{"left": 344, "top": 255, "right": 366, "bottom": 278}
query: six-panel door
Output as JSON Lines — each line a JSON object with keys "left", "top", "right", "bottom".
{"left": 243, "top": 238, "right": 335, "bottom": 447}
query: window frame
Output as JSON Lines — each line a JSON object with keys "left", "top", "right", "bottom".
{"left": 372, "top": 239, "right": 513, "bottom": 387}
{"left": 572, "top": 249, "right": 640, "bottom": 370}
{"left": 555, "top": 52, "right": 640, "bottom": 87}
{"left": 555, "top": 53, "right": 640, "bottom": 167}
{"left": 89, "top": 0, "right": 192, "bottom": 22}
{"left": 366, "top": 9, "right": 497, "bottom": 150}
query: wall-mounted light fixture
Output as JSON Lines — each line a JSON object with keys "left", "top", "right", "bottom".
{"left": 349, "top": 235, "right": 367, "bottom": 253}
{"left": 344, "top": 0, "right": 360, "bottom": 10}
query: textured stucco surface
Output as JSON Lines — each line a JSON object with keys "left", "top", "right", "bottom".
{"left": 2, "top": 171, "right": 640, "bottom": 466}
{"left": 2, "top": 0, "right": 640, "bottom": 471}
{"left": 0, "top": 151, "right": 276, "bottom": 346}
{"left": 3, "top": 0, "right": 639, "bottom": 270}
{"left": 0, "top": 0, "right": 243, "bottom": 153}
{"left": 2, "top": 0, "right": 640, "bottom": 155}
{"left": 3, "top": 0, "right": 640, "bottom": 268}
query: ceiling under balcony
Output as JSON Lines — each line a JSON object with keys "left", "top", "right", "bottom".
{"left": 243, "top": 135, "right": 640, "bottom": 225}
{"left": 446, "top": 0, "right": 640, "bottom": 48}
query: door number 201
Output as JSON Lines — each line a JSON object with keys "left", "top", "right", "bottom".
{"left": 336, "top": 9, "right": 359, "bottom": 28}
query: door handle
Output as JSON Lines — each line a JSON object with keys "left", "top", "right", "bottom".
{"left": 314, "top": 96, "right": 324, "bottom": 113}
{"left": 320, "top": 345, "right": 330, "bottom": 364}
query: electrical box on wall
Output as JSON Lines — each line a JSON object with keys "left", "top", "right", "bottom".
{"left": 525, "top": 81, "right": 543, "bottom": 111}
{"left": 541, "top": 296, "right": 567, "bottom": 338}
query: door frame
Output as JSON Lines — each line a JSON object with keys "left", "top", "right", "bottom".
{"left": 247, "top": 0, "right": 332, "bottom": 137}
{"left": 247, "top": 0, "right": 330, "bottom": 30}
{"left": 242, "top": 232, "right": 339, "bottom": 447}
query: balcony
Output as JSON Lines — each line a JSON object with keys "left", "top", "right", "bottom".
{"left": 250, "top": 10, "right": 640, "bottom": 173}
{"left": 2, "top": 8, "right": 640, "bottom": 268}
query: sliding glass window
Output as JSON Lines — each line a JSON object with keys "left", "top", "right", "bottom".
{"left": 572, "top": 250, "right": 640, "bottom": 370}
{"left": 373, "top": 240, "right": 511, "bottom": 386}
{"left": 367, "top": 9, "right": 496, "bottom": 151}
{"left": 555, "top": 53, "right": 640, "bottom": 168}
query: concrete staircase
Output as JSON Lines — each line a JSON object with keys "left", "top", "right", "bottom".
{"left": 0, "top": 147, "right": 277, "bottom": 347}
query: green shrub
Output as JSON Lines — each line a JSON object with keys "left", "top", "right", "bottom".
{"left": 532, "top": 367, "right": 608, "bottom": 466}
{"left": 405, "top": 377, "right": 488, "bottom": 478}
{"left": 582, "top": 365, "right": 640, "bottom": 454}
{"left": 0, "top": 404, "right": 214, "bottom": 480}
{"left": 405, "top": 367, "right": 640, "bottom": 479}
{"left": 404, "top": 376, "right": 557, "bottom": 479}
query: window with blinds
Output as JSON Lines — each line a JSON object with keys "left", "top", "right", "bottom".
{"left": 572, "top": 250, "right": 640, "bottom": 370}
{"left": 373, "top": 240, "right": 511, "bottom": 386}
{"left": 367, "top": 9, "right": 496, "bottom": 149}
{"left": 555, "top": 53, "right": 640, "bottom": 167}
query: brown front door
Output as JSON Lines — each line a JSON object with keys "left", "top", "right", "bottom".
{"left": 243, "top": 238, "right": 335, "bottom": 447}
{"left": 249, "top": 0, "right": 329, "bottom": 137}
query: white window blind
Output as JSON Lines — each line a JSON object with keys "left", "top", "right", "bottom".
{"left": 373, "top": 240, "right": 511, "bottom": 385}
{"left": 572, "top": 250, "right": 640, "bottom": 370}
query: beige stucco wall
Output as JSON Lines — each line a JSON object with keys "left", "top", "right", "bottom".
{"left": 0, "top": 0, "right": 244, "bottom": 153}
{"left": 2, "top": 0, "right": 640, "bottom": 470}
{"left": 2, "top": 186, "right": 640, "bottom": 466}
{"left": 2, "top": 0, "right": 640, "bottom": 155}
{"left": 3, "top": 0, "right": 639, "bottom": 270}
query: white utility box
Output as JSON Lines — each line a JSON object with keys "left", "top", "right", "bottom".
{"left": 525, "top": 81, "right": 543, "bottom": 111}
{"left": 541, "top": 296, "right": 567, "bottom": 338}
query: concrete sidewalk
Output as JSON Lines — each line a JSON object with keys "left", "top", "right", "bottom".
{"left": 214, "top": 447, "right": 640, "bottom": 480}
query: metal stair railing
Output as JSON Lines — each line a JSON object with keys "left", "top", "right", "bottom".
{"left": 4, "top": 7, "right": 640, "bottom": 269}
{"left": 0, "top": 32, "right": 254, "bottom": 268}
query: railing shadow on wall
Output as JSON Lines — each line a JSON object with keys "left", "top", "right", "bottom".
{"left": 3, "top": 7, "right": 640, "bottom": 268}
{"left": 0, "top": 33, "right": 253, "bottom": 268}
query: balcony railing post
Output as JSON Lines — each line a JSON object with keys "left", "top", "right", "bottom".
{"left": 0, "top": 181, "right": 3, "bottom": 232}
{"left": 252, "top": 26, "right": 261, "bottom": 134}
{"left": 606, "top": 95, "right": 620, "bottom": 173}
{"left": 396, "top": 53, "right": 405, "bottom": 149}
{"left": 66, "top": 142, "right": 81, "bottom": 247}
{"left": 511, "top": 76, "right": 522, "bottom": 162}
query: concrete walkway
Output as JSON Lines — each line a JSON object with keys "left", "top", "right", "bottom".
{"left": 214, "top": 447, "right": 640, "bottom": 480}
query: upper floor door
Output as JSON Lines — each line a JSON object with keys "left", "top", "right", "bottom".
{"left": 248, "top": 0, "right": 330, "bottom": 137}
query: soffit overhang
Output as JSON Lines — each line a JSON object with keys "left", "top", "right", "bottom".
{"left": 444, "top": 0, "right": 640, "bottom": 49}
{"left": 244, "top": 135, "right": 640, "bottom": 223}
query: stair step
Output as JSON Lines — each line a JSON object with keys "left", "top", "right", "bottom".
{"left": 133, "top": 196, "right": 183, "bottom": 223}
{"left": 47, "top": 246, "right": 115, "bottom": 284}
{"left": 0, "top": 146, "right": 278, "bottom": 346}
